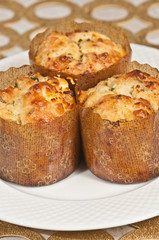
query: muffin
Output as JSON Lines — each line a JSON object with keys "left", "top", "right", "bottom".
{"left": 0, "top": 65, "right": 80, "bottom": 186}
{"left": 29, "top": 21, "right": 132, "bottom": 91}
{"left": 78, "top": 61, "right": 159, "bottom": 183}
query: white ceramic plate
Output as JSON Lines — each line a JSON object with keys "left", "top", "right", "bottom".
{"left": 0, "top": 44, "right": 159, "bottom": 231}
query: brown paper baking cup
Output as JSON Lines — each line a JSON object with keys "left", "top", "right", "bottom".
{"left": 29, "top": 21, "right": 132, "bottom": 92}
{"left": 79, "top": 61, "right": 159, "bottom": 183}
{"left": 0, "top": 65, "right": 80, "bottom": 186}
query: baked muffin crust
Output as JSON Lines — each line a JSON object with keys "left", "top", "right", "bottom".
{"left": 79, "top": 70, "right": 159, "bottom": 121}
{"left": 0, "top": 72, "right": 75, "bottom": 124}
{"left": 35, "top": 31, "right": 126, "bottom": 76}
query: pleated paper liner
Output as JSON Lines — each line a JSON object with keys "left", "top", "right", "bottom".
{"left": 0, "top": 65, "right": 80, "bottom": 186}
{"left": 78, "top": 61, "right": 159, "bottom": 183}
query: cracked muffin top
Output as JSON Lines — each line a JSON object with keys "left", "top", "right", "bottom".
{"left": 34, "top": 31, "right": 126, "bottom": 76}
{"left": 0, "top": 72, "right": 75, "bottom": 124}
{"left": 79, "top": 70, "right": 159, "bottom": 121}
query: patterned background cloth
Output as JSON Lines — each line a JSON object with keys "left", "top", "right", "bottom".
{"left": 0, "top": 0, "right": 159, "bottom": 59}
{"left": 0, "top": 0, "right": 159, "bottom": 239}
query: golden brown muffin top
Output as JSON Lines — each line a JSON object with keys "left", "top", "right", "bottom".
{"left": 79, "top": 70, "right": 159, "bottom": 121}
{"left": 35, "top": 31, "right": 126, "bottom": 75}
{"left": 0, "top": 73, "right": 75, "bottom": 124}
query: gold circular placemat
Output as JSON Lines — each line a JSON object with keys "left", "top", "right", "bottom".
{"left": 48, "top": 230, "right": 114, "bottom": 240}
{"left": 120, "top": 217, "right": 159, "bottom": 240}
{"left": 0, "top": 0, "right": 159, "bottom": 59}
{"left": 0, "top": 221, "right": 43, "bottom": 239}
{"left": 0, "top": 217, "right": 159, "bottom": 239}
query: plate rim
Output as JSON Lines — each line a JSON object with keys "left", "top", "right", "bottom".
{"left": 1, "top": 176, "right": 159, "bottom": 230}
{"left": 0, "top": 44, "right": 159, "bottom": 231}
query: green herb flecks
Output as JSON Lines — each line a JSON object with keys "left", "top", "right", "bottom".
{"left": 14, "top": 82, "right": 18, "bottom": 88}
{"left": 31, "top": 77, "right": 39, "bottom": 82}
{"left": 110, "top": 87, "right": 115, "bottom": 91}
{"left": 107, "top": 142, "right": 111, "bottom": 146}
